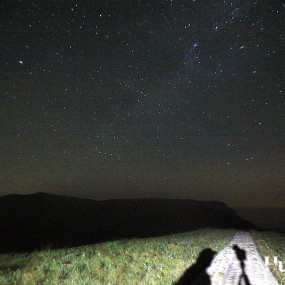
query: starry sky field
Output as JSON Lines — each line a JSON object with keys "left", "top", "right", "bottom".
{"left": 1, "top": 0, "right": 284, "bottom": 207}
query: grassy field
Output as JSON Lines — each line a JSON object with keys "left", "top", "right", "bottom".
{"left": 251, "top": 230, "right": 285, "bottom": 284}
{"left": 1, "top": 229, "right": 284, "bottom": 285}
{"left": 0, "top": 229, "right": 235, "bottom": 285}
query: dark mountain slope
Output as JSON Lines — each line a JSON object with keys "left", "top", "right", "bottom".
{"left": 0, "top": 192, "right": 254, "bottom": 253}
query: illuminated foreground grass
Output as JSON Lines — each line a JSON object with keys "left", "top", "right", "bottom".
{"left": 0, "top": 229, "right": 235, "bottom": 285}
{"left": 251, "top": 230, "right": 285, "bottom": 284}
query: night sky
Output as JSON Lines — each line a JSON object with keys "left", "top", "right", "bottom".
{"left": 1, "top": 0, "right": 284, "bottom": 208}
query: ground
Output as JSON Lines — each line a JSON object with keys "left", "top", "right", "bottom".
{"left": 0, "top": 229, "right": 284, "bottom": 285}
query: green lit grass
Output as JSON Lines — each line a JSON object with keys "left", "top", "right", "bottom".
{"left": 0, "top": 229, "right": 235, "bottom": 285}
{"left": 251, "top": 230, "right": 285, "bottom": 284}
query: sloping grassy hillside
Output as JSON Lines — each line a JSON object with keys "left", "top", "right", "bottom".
{"left": 0, "top": 229, "right": 235, "bottom": 285}
{"left": 251, "top": 230, "right": 285, "bottom": 284}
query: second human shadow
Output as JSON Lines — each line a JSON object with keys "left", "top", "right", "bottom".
{"left": 174, "top": 248, "right": 216, "bottom": 285}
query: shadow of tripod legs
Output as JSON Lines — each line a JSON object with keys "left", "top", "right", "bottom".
{"left": 233, "top": 245, "right": 251, "bottom": 285}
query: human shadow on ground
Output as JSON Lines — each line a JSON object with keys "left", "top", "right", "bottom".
{"left": 174, "top": 248, "right": 216, "bottom": 285}
{"left": 233, "top": 244, "right": 251, "bottom": 285}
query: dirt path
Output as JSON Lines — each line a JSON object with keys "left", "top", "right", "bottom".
{"left": 207, "top": 232, "right": 279, "bottom": 285}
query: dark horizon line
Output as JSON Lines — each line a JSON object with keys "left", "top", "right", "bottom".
{"left": 1, "top": 191, "right": 284, "bottom": 209}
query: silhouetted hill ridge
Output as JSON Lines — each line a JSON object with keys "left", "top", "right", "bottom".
{"left": 0, "top": 192, "right": 254, "bottom": 253}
